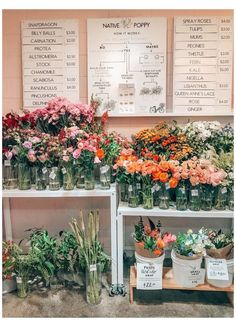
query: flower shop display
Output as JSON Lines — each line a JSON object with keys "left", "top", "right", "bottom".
{"left": 2, "top": 241, "right": 20, "bottom": 294}
{"left": 69, "top": 210, "right": 110, "bottom": 305}
{"left": 203, "top": 229, "right": 234, "bottom": 288}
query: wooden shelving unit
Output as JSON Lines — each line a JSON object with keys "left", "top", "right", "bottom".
{"left": 129, "top": 266, "right": 234, "bottom": 304}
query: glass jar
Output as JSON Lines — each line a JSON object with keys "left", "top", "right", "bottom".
{"left": 189, "top": 185, "right": 201, "bottom": 211}
{"left": 100, "top": 165, "right": 111, "bottom": 189}
{"left": 128, "top": 183, "right": 139, "bottom": 208}
{"left": 214, "top": 185, "right": 228, "bottom": 210}
{"left": 228, "top": 189, "right": 234, "bottom": 211}
{"left": 86, "top": 263, "right": 102, "bottom": 305}
{"left": 84, "top": 170, "right": 95, "bottom": 190}
{"left": 49, "top": 167, "right": 60, "bottom": 191}
{"left": 94, "top": 163, "right": 100, "bottom": 183}
{"left": 136, "top": 181, "right": 143, "bottom": 205}
{"left": 76, "top": 171, "right": 85, "bottom": 189}
{"left": 143, "top": 187, "right": 153, "bottom": 210}
{"left": 153, "top": 184, "right": 161, "bottom": 207}
{"left": 62, "top": 166, "right": 74, "bottom": 190}
{"left": 201, "top": 184, "right": 213, "bottom": 211}
{"left": 3, "top": 160, "right": 18, "bottom": 189}
{"left": 120, "top": 183, "right": 129, "bottom": 202}
{"left": 16, "top": 276, "right": 28, "bottom": 298}
{"left": 18, "top": 163, "right": 31, "bottom": 190}
{"left": 110, "top": 166, "right": 116, "bottom": 184}
{"left": 176, "top": 185, "right": 188, "bottom": 211}
{"left": 159, "top": 183, "right": 170, "bottom": 210}
{"left": 35, "top": 167, "right": 47, "bottom": 190}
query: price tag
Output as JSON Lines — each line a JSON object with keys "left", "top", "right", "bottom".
{"left": 221, "top": 187, "right": 227, "bottom": 194}
{"left": 187, "top": 268, "right": 205, "bottom": 286}
{"left": 61, "top": 167, "right": 67, "bottom": 175}
{"left": 191, "top": 189, "right": 199, "bottom": 196}
{"left": 128, "top": 185, "right": 133, "bottom": 192}
{"left": 4, "top": 160, "right": 11, "bottom": 167}
{"left": 151, "top": 186, "right": 155, "bottom": 193}
{"left": 100, "top": 165, "right": 109, "bottom": 174}
{"left": 165, "top": 182, "right": 170, "bottom": 190}
{"left": 89, "top": 264, "right": 97, "bottom": 272}
{"left": 137, "top": 263, "right": 162, "bottom": 290}
{"left": 155, "top": 184, "right": 161, "bottom": 192}
{"left": 49, "top": 172, "right": 56, "bottom": 180}
{"left": 207, "top": 259, "right": 229, "bottom": 280}
{"left": 42, "top": 167, "right": 47, "bottom": 174}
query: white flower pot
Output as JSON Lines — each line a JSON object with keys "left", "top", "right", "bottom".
{"left": 2, "top": 278, "right": 17, "bottom": 294}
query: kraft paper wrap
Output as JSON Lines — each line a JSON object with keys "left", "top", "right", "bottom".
{"left": 206, "top": 243, "right": 234, "bottom": 260}
{"left": 135, "top": 242, "right": 163, "bottom": 258}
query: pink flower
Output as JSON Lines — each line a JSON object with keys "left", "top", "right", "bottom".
{"left": 94, "top": 156, "right": 101, "bottom": 164}
{"left": 210, "top": 170, "right": 227, "bottom": 186}
{"left": 28, "top": 150, "right": 36, "bottom": 162}
{"left": 163, "top": 233, "right": 176, "bottom": 244}
{"left": 5, "top": 151, "right": 13, "bottom": 160}
{"left": 31, "top": 136, "right": 41, "bottom": 143}
{"left": 190, "top": 176, "right": 200, "bottom": 186}
{"left": 67, "top": 147, "right": 73, "bottom": 153}
{"left": 62, "top": 155, "right": 70, "bottom": 162}
{"left": 77, "top": 142, "right": 84, "bottom": 149}
{"left": 22, "top": 141, "right": 32, "bottom": 149}
{"left": 38, "top": 154, "right": 47, "bottom": 163}
{"left": 73, "top": 149, "right": 81, "bottom": 159}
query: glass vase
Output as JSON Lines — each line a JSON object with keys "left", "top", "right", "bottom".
{"left": 136, "top": 181, "right": 143, "bottom": 205}
{"left": 120, "top": 183, "right": 129, "bottom": 202}
{"left": 143, "top": 187, "right": 153, "bottom": 210}
{"left": 153, "top": 184, "right": 160, "bottom": 207}
{"left": 159, "top": 183, "right": 170, "bottom": 210}
{"left": 49, "top": 167, "right": 60, "bottom": 191}
{"left": 128, "top": 183, "right": 139, "bottom": 208}
{"left": 18, "top": 163, "right": 31, "bottom": 190}
{"left": 176, "top": 185, "right": 188, "bottom": 211}
{"left": 84, "top": 170, "right": 95, "bottom": 190}
{"left": 214, "top": 185, "right": 228, "bottom": 210}
{"left": 35, "top": 167, "right": 47, "bottom": 190}
{"left": 110, "top": 166, "right": 116, "bottom": 184}
{"left": 76, "top": 171, "right": 85, "bottom": 189}
{"left": 62, "top": 166, "right": 74, "bottom": 190}
{"left": 100, "top": 165, "right": 111, "bottom": 189}
{"left": 189, "top": 185, "right": 201, "bottom": 211}
{"left": 201, "top": 184, "right": 213, "bottom": 211}
{"left": 86, "top": 263, "right": 102, "bottom": 305}
{"left": 94, "top": 163, "right": 100, "bottom": 183}
{"left": 3, "top": 161, "right": 18, "bottom": 189}
{"left": 16, "top": 276, "right": 29, "bottom": 298}
{"left": 228, "top": 189, "right": 234, "bottom": 211}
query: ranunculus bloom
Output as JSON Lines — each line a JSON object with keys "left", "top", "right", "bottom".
{"left": 96, "top": 149, "right": 105, "bottom": 159}
{"left": 62, "top": 155, "right": 70, "bottom": 162}
{"left": 73, "top": 149, "right": 81, "bottom": 159}
{"left": 152, "top": 171, "right": 160, "bottom": 181}
{"left": 159, "top": 161, "right": 169, "bottom": 172}
{"left": 38, "top": 154, "right": 46, "bottom": 163}
{"left": 22, "top": 141, "right": 32, "bottom": 149}
{"left": 159, "top": 172, "right": 169, "bottom": 183}
{"left": 5, "top": 151, "right": 13, "bottom": 160}
{"left": 169, "top": 177, "right": 179, "bottom": 188}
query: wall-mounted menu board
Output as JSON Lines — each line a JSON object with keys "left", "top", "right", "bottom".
{"left": 88, "top": 17, "right": 167, "bottom": 116}
{"left": 173, "top": 16, "right": 233, "bottom": 114}
{"left": 22, "top": 20, "right": 79, "bottom": 109}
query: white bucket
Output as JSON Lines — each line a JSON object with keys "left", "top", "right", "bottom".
{"left": 2, "top": 278, "right": 16, "bottom": 294}
{"left": 171, "top": 249, "right": 203, "bottom": 288}
{"left": 135, "top": 251, "right": 165, "bottom": 265}
{"left": 205, "top": 256, "right": 234, "bottom": 288}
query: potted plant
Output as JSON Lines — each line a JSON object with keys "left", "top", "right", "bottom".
{"left": 2, "top": 241, "right": 20, "bottom": 294}
{"left": 70, "top": 210, "right": 110, "bottom": 305}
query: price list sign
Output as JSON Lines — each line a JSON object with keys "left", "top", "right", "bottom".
{"left": 173, "top": 17, "right": 233, "bottom": 114}
{"left": 22, "top": 20, "right": 79, "bottom": 110}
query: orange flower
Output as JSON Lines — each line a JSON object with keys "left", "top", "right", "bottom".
{"left": 152, "top": 171, "right": 160, "bottom": 181}
{"left": 96, "top": 149, "right": 105, "bottom": 159}
{"left": 156, "top": 239, "right": 165, "bottom": 249}
{"left": 159, "top": 172, "right": 169, "bottom": 183}
{"left": 169, "top": 177, "right": 179, "bottom": 189}
{"left": 153, "top": 249, "right": 162, "bottom": 256}
{"left": 159, "top": 161, "right": 169, "bottom": 172}
{"left": 137, "top": 241, "right": 144, "bottom": 248}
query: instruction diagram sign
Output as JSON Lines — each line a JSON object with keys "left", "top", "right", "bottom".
{"left": 88, "top": 17, "right": 167, "bottom": 116}
{"left": 22, "top": 19, "right": 79, "bottom": 109}
{"left": 173, "top": 16, "right": 233, "bottom": 114}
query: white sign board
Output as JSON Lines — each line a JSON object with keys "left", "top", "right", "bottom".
{"left": 207, "top": 259, "right": 229, "bottom": 280}
{"left": 136, "top": 263, "right": 162, "bottom": 290}
{"left": 88, "top": 17, "right": 167, "bottom": 116}
{"left": 173, "top": 16, "right": 233, "bottom": 114}
{"left": 22, "top": 20, "right": 79, "bottom": 109}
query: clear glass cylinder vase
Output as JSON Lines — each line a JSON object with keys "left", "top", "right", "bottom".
{"left": 176, "top": 185, "right": 188, "bottom": 211}
{"left": 16, "top": 276, "right": 29, "bottom": 298}
{"left": 35, "top": 167, "right": 47, "bottom": 190}
{"left": 189, "top": 185, "right": 201, "bottom": 211}
{"left": 3, "top": 161, "right": 18, "bottom": 189}
{"left": 86, "top": 263, "right": 102, "bottom": 305}
{"left": 120, "top": 183, "right": 129, "bottom": 202}
{"left": 143, "top": 187, "right": 153, "bottom": 210}
{"left": 76, "top": 171, "right": 85, "bottom": 189}
{"left": 228, "top": 189, "right": 234, "bottom": 211}
{"left": 128, "top": 183, "right": 139, "bottom": 208}
{"left": 18, "top": 163, "right": 31, "bottom": 190}
{"left": 84, "top": 170, "right": 95, "bottom": 190}
{"left": 62, "top": 166, "right": 75, "bottom": 190}
{"left": 49, "top": 167, "right": 60, "bottom": 191}
{"left": 201, "top": 184, "right": 213, "bottom": 211}
{"left": 158, "top": 183, "right": 170, "bottom": 210}
{"left": 100, "top": 165, "right": 111, "bottom": 189}
{"left": 214, "top": 185, "right": 228, "bottom": 210}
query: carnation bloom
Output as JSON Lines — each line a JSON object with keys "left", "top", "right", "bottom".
{"left": 22, "top": 141, "right": 32, "bottom": 149}
{"left": 62, "top": 155, "right": 70, "bottom": 162}
{"left": 73, "top": 149, "right": 81, "bottom": 159}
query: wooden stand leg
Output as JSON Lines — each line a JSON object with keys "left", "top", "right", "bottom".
{"left": 129, "top": 286, "right": 133, "bottom": 304}
{"left": 227, "top": 292, "right": 234, "bottom": 307}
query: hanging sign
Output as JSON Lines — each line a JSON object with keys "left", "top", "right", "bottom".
{"left": 173, "top": 16, "right": 233, "bottom": 114}
{"left": 207, "top": 259, "right": 229, "bottom": 280}
{"left": 136, "top": 263, "right": 163, "bottom": 290}
{"left": 22, "top": 19, "right": 79, "bottom": 110}
{"left": 88, "top": 17, "right": 167, "bottom": 116}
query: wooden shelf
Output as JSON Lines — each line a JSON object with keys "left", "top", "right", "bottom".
{"left": 129, "top": 266, "right": 234, "bottom": 304}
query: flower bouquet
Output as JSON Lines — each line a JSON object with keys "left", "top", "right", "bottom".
{"left": 204, "top": 229, "right": 234, "bottom": 260}
{"left": 2, "top": 241, "right": 20, "bottom": 294}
